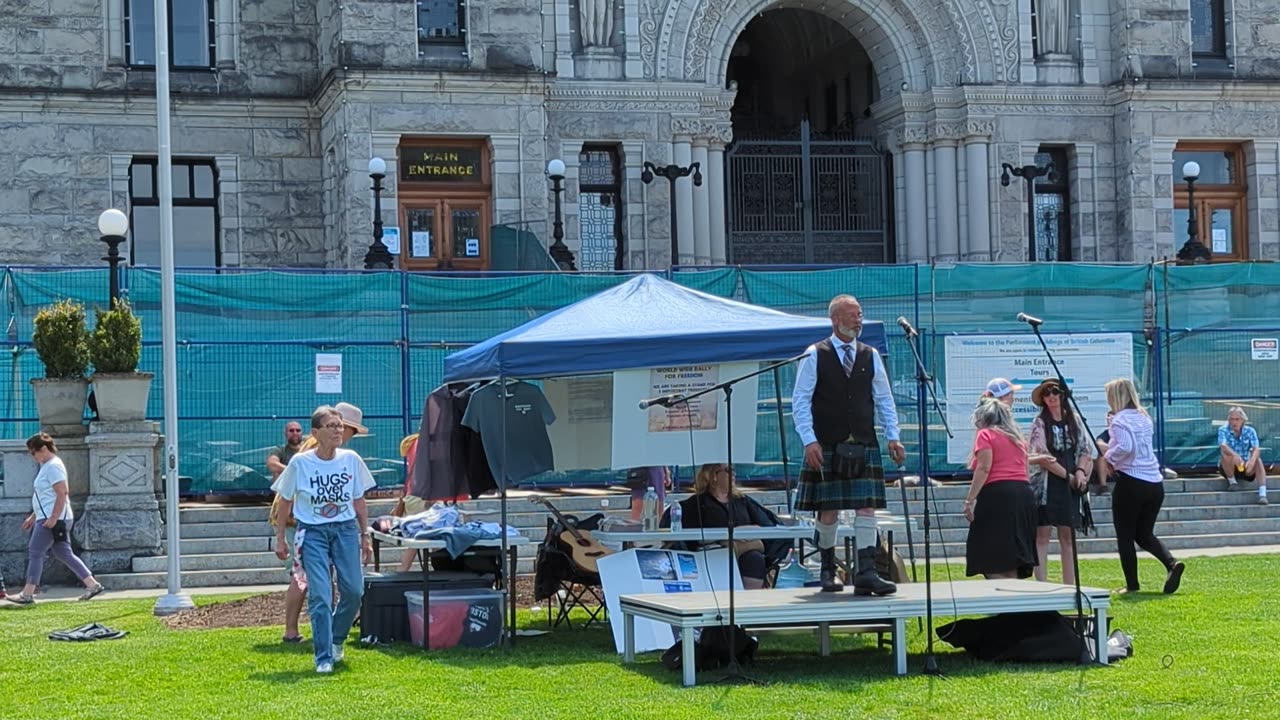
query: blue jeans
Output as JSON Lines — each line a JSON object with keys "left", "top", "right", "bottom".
{"left": 297, "top": 520, "right": 364, "bottom": 665}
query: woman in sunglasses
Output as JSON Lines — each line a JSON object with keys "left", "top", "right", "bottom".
{"left": 7, "top": 433, "right": 105, "bottom": 605}
{"left": 1028, "top": 380, "right": 1094, "bottom": 585}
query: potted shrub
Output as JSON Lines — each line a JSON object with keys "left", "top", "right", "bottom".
{"left": 89, "top": 298, "right": 153, "bottom": 421}
{"left": 30, "top": 299, "right": 92, "bottom": 426}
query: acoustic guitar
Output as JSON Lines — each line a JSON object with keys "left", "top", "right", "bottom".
{"left": 530, "top": 496, "right": 612, "bottom": 574}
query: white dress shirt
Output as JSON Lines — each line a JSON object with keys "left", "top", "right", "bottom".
{"left": 791, "top": 333, "right": 901, "bottom": 446}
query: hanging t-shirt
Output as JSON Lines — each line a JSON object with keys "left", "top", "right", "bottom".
{"left": 32, "top": 456, "right": 73, "bottom": 521}
{"left": 272, "top": 448, "right": 376, "bottom": 525}
{"left": 461, "top": 381, "right": 556, "bottom": 484}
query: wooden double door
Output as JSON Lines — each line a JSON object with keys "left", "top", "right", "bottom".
{"left": 399, "top": 196, "right": 491, "bottom": 270}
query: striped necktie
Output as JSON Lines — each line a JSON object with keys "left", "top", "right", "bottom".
{"left": 841, "top": 344, "right": 855, "bottom": 376}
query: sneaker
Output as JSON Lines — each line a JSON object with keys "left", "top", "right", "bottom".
{"left": 1259, "top": 495, "right": 1270, "bottom": 506}
{"left": 1163, "top": 562, "right": 1186, "bottom": 594}
{"left": 315, "top": 662, "right": 333, "bottom": 674}
{"left": 5, "top": 593, "right": 34, "bottom": 605}
{"left": 332, "top": 644, "right": 345, "bottom": 663}
{"left": 1227, "top": 481, "right": 1240, "bottom": 491}
{"left": 78, "top": 584, "right": 105, "bottom": 602}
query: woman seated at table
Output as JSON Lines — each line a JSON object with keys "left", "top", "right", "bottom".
{"left": 665, "top": 463, "right": 786, "bottom": 589}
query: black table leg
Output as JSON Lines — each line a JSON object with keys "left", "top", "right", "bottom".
{"left": 420, "top": 548, "right": 431, "bottom": 651}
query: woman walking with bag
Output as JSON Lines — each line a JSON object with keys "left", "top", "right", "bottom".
{"left": 7, "top": 433, "right": 105, "bottom": 605}
{"left": 1103, "top": 378, "right": 1185, "bottom": 595}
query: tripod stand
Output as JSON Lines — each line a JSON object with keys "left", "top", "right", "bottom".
{"left": 1019, "top": 313, "right": 1106, "bottom": 666}
{"left": 898, "top": 317, "right": 953, "bottom": 675}
{"left": 642, "top": 353, "right": 807, "bottom": 685}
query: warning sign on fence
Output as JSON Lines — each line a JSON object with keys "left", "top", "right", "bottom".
{"left": 1251, "top": 338, "right": 1278, "bottom": 361}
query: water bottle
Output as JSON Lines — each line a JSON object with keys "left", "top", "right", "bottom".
{"left": 670, "top": 501, "right": 683, "bottom": 531}
{"left": 642, "top": 486, "right": 659, "bottom": 531}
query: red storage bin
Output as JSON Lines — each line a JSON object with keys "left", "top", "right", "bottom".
{"left": 405, "top": 589, "right": 503, "bottom": 649}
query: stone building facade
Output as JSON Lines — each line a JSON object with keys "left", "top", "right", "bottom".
{"left": 1, "top": 0, "right": 1279, "bottom": 270}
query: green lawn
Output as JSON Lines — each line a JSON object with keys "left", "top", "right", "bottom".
{"left": 2, "top": 555, "right": 1277, "bottom": 720}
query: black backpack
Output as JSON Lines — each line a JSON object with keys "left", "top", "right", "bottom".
{"left": 661, "top": 625, "right": 758, "bottom": 672}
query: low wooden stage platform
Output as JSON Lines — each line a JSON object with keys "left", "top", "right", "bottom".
{"left": 620, "top": 579, "right": 1111, "bottom": 686}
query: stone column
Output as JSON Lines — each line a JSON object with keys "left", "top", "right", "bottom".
{"left": 708, "top": 142, "right": 728, "bottom": 264}
{"left": 964, "top": 132, "right": 993, "bottom": 261}
{"left": 79, "top": 421, "right": 164, "bottom": 575}
{"left": 933, "top": 140, "right": 961, "bottom": 262}
{"left": 692, "top": 140, "right": 712, "bottom": 265}
{"left": 904, "top": 143, "right": 928, "bottom": 263}
{"left": 673, "top": 139, "right": 696, "bottom": 266}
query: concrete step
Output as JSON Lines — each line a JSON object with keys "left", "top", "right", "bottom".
{"left": 180, "top": 537, "right": 274, "bottom": 554}
{"left": 97, "top": 567, "right": 293, "bottom": 590}
{"left": 886, "top": 504, "right": 1278, "bottom": 531}
{"left": 918, "top": 517, "right": 1280, "bottom": 544}
{"left": 914, "top": 530, "right": 1280, "bottom": 564}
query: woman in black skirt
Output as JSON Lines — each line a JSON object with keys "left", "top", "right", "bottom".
{"left": 963, "top": 397, "right": 1040, "bottom": 579}
{"left": 1029, "top": 379, "right": 1094, "bottom": 585}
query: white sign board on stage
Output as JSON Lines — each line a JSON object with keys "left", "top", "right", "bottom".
{"left": 610, "top": 363, "right": 760, "bottom": 470}
{"left": 598, "top": 547, "right": 740, "bottom": 655}
{"left": 944, "top": 334, "right": 1133, "bottom": 464}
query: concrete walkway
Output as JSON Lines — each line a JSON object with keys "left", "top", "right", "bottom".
{"left": 6, "top": 544, "right": 1278, "bottom": 606}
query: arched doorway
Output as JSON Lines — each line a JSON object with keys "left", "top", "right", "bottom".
{"left": 725, "top": 8, "right": 891, "bottom": 265}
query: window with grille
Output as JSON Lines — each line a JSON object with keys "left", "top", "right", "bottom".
{"left": 577, "top": 146, "right": 623, "bottom": 271}
{"left": 1033, "top": 147, "right": 1071, "bottom": 261}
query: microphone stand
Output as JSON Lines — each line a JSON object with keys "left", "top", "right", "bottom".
{"left": 1021, "top": 318, "right": 1105, "bottom": 666}
{"left": 651, "top": 352, "right": 808, "bottom": 686}
{"left": 900, "top": 324, "right": 952, "bottom": 676}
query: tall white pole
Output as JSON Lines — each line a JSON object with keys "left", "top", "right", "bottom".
{"left": 152, "top": 0, "right": 193, "bottom": 615}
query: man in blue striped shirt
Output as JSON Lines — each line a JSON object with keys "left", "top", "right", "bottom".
{"left": 1218, "top": 406, "right": 1268, "bottom": 505}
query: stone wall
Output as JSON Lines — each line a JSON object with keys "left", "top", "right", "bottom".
{"left": 0, "top": 97, "right": 322, "bottom": 267}
{"left": 1112, "top": 0, "right": 1280, "bottom": 80}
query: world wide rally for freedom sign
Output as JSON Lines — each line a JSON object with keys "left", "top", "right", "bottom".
{"left": 943, "top": 334, "right": 1134, "bottom": 464}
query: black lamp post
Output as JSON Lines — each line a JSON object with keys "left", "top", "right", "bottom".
{"left": 545, "top": 159, "right": 577, "bottom": 271}
{"left": 1001, "top": 161, "right": 1056, "bottom": 261}
{"left": 1176, "top": 160, "right": 1211, "bottom": 264}
{"left": 363, "top": 157, "right": 395, "bottom": 270}
{"left": 97, "top": 208, "right": 129, "bottom": 303}
{"left": 641, "top": 160, "right": 702, "bottom": 268}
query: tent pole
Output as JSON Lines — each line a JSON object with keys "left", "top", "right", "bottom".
{"left": 499, "top": 370, "right": 511, "bottom": 649}
{"left": 772, "top": 366, "right": 793, "bottom": 515}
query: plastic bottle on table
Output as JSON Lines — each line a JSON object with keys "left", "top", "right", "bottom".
{"left": 670, "top": 500, "right": 683, "bottom": 531}
{"left": 642, "top": 486, "right": 659, "bottom": 531}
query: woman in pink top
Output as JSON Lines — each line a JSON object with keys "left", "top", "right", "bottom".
{"left": 963, "top": 397, "right": 1039, "bottom": 579}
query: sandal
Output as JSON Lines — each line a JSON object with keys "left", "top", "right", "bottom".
{"left": 6, "top": 593, "right": 34, "bottom": 605}
{"left": 78, "top": 584, "right": 105, "bottom": 602}
{"left": 282, "top": 634, "right": 305, "bottom": 644}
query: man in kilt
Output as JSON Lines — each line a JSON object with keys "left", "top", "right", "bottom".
{"left": 792, "top": 294, "right": 905, "bottom": 594}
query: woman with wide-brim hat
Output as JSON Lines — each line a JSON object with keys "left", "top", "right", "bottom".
{"left": 1028, "top": 379, "right": 1093, "bottom": 585}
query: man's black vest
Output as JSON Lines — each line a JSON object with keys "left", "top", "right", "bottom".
{"left": 812, "top": 338, "right": 878, "bottom": 447}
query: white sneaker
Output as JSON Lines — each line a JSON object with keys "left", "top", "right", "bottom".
{"left": 332, "top": 644, "right": 345, "bottom": 663}
{"left": 316, "top": 662, "right": 333, "bottom": 674}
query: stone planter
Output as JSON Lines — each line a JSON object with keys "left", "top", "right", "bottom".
{"left": 91, "top": 372, "right": 154, "bottom": 422}
{"left": 30, "top": 377, "right": 89, "bottom": 426}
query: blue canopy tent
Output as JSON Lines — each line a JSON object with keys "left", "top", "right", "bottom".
{"left": 442, "top": 273, "right": 886, "bottom": 381}
{"left": 435, "top": 276, "right": 890, "bottom": 616}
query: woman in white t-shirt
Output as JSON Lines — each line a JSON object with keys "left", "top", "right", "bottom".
{"left": 6, "top": 433, "right": 105, "bottom": 605}
{"left": 273, "top": 405, "right": 376, "bottom": 674}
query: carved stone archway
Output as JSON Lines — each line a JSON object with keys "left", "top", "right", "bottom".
{"left": 654, "top": 0, "right": 1014, "bottom": 88}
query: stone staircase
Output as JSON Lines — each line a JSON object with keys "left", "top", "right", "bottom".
{"left": 94, "top": 477, "right": 1277, "bottom": 590}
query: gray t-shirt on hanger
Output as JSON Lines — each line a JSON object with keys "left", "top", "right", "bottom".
{"left": 461, "top": 381, "right": 556, "bottom": 484}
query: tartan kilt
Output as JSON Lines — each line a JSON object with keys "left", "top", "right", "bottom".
{"left": 795, "top": 443, "right": 886, "bottom": 511}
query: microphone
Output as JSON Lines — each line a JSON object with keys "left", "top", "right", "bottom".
{"left": 638, "top": 393, "right": 685, "bottom": 410}
{"left": 897, "top": 316, "right": 918, "bottom": 338}
{"left": 1017, "top": 312, "right": 1044, "bottom": 328}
